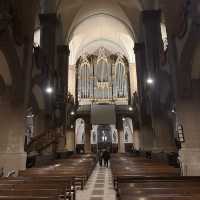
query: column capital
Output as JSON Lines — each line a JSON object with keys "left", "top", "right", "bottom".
{"left": 142, "top": 10, "right": 161, "bottom": 22}
{"left": 39, "top": 13, "right": 58, "bottom": 25}
{"left": 57, "top": 45, "right": 70, "bottom": 56}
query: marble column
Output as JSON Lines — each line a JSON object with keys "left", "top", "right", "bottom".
{"left": 142, "top": 10, "right": 175, "bottom": 152}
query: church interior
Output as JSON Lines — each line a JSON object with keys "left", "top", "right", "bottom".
{"left": 1, "top": 0, "right": 200, "bottom": 199}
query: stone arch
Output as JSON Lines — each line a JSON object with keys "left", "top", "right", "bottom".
{"left": 0, "top": 31, "right": 23, "bottom": 101}
{"left": 177, "top": 23, "right": 200, "bottom": 98}
{"left": 67, "top": 12, "right": 135, "bottom": 43}
{"left": 68, "top": 14, "right": 135, "bottom": 65}
{"left": 0, "top": 51, "right": 12, "bottom": 87}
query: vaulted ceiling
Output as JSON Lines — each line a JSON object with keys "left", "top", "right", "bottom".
{"left": 56, "top": 0, "right": 142, "bottom": 65}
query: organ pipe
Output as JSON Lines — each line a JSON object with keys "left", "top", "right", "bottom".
{"left": 77, "top": 48, "right": 129, "bottom": 105}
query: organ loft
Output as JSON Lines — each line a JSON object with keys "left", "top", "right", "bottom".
{"left": 0, "top": 0, "right": 200, "bottom": 199}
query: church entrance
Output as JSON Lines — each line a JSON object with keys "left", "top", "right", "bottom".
{"left": 97, "top": 125, "right": 112, "bottom": 152}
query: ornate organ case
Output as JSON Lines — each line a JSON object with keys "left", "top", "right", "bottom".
{"left": 77, "top": 48, "right": 129, "bottom": 105}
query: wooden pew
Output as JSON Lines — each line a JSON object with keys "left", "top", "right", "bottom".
{"left": 111, "top": 154, "right": 200, "bottom": 200}
{"left": 0, "top": 154, "right": 97, "bottom": 200}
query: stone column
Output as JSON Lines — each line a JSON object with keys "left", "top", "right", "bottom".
{"left": 134, "top": 43, "right": 154, "bottom": 151}
{"left": 55, "top": 45, "right": 70, "bottom": 151}
{"left": 56, "top": 45, "right": 70, "bottom": 128}
{"left": 0, "top": 5, "right": 26, "bottom": 175}
{"left": 84, "top": 123, "right": 91, "bottom": 153}
{"left": 177, "top": 81, "right": 200, "bottom": 175}
{"left": 172, "top": 19, "right": 200, "bottom": 175}
{"left": 142, "top": 10, "right": 175, "bottom": 152}
{"left": 0, "top": 96, "right": 27, "bottom": 176}
{"left": 65, "top": 128, "right": 75, "bottom": 151}
{"left": 39, "top": 13, "right": 57, "bottom": 119}
{"left": 118, "top": 129, "right": 125, "bottom": 153}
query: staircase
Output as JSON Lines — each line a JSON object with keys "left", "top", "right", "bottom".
{"left": 25, "top": 129, "right": 62, "bottom": 155}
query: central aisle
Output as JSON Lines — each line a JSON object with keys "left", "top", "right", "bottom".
{"left": 77, "top": 164, "right": 116, "bottom": 200}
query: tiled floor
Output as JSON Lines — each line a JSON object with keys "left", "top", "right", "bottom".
{"left": 76, "top": 164, "right": 116, "bottom": 200}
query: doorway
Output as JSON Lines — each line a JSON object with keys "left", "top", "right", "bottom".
{"left": 97, "top": 125, "right": 112, "bottom": 151}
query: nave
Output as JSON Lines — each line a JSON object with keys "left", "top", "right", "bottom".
{"left": 77, "top": 164, "right": 115, "bottom": 200}
{"left": 1, "top": 1, "right": 200, "bottom": 199}
{"left": 0, "top": 153, "right": 200, "bottom": 199}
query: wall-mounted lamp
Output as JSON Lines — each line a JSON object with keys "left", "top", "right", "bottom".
{"left": 128, "top": 106, "right": 133, "bottom": 111}
{"left": 146, "top": 77, "right": 154, "bottom": 85}
{"left": 70, "top": 111, "right": 75, "bottom": 116}
{"left": 172, "top": 109, "right": 176, "bottom": 113}
{"left": 122, "top": 117, "right": 126, "bottom": 121}
{"left": 26, "top": 114, "right": 34, "bottom": 118}
{"left": 45, "top": 86, "right": 53, "bottom": 94}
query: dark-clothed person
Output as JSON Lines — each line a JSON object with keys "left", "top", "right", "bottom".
{"left": 98, "top": 151, "right": 103, "bottom": 167}
{"left": 103, "top": 150, "right": 110, "bottom": 167}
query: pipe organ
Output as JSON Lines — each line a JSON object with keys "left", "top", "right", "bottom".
{"left": 77, "top": 48, "right": 129, "bottom": 105}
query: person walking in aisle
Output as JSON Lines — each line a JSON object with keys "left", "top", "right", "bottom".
{"left": 98, "top": 150, "right": 103, "bottom": 167}
{"left": 103, "top": 149, "right": 110, "bottom": 168}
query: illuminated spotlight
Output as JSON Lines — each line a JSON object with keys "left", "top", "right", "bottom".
{"left": 70, "top": 111, "right": 75, "bottom": 115}
{"left": 122, "top": 117, "right": 125, "bottom": 121}
{"left": 27, "top": 114, "right": 34, "bottom": 118}
{"left": 45, "top": 86, "right": 53, "bottom": 94}
{"left": 172, "top": 109, "right": 175, "bottom": 113}
{"left": 146, "top": 77, "right": 154, "bottom": 85}
{"left": 129, "top": 107, "right": 133, "bottom": 111}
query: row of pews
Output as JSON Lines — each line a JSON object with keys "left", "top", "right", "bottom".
{"left": 0, "top": 154, "right": 96, "bottom": 200}
{"left": 111, "top": 154, "right": 200, "bottom": 200}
